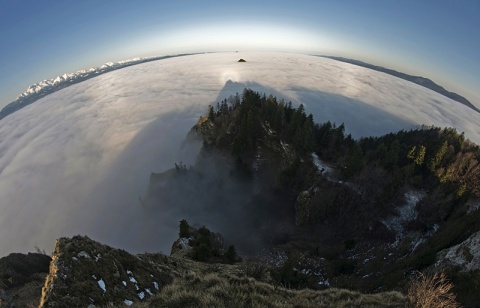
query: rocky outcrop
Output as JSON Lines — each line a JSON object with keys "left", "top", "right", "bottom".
{"left": 436, "top": 230, "right": 480, "bottom": 272}
{"left": 39, "top": 236, "right": 173, "bottom": 307}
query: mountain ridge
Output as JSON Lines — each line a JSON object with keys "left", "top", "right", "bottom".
{"left": 320, "top": 55, "right": 479, "bottom": 113}
{"left": 0, "top": 53, "right": 198, "bottom": 121}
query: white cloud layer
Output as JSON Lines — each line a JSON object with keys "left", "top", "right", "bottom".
{"left": 1, "top": 52, "right": 479, "bottom": 255}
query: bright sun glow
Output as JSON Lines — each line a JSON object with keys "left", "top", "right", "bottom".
{"left": 220, "top": 69, "right": 241, "bottom": 84}
{"left": 134, "top": 22, "right": 336, "bottom": 55}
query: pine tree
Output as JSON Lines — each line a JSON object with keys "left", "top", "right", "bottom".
{"left": 179, "top": 219, "right": 190, "bottom": 238}
{"left": 428, "top": 141, "right": 448, "bottom": 171}
{"left": 224, "top": 245, "right": 238, "bottom": 264}
{"left": 408, "top": 145, "right": 426, "bottom": 165}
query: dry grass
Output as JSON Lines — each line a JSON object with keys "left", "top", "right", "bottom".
{"left": 141, "top": 268, "right": 405, "bottom": 308}
{"left": 407, "top": 271, "right": 460, "bottom": 308}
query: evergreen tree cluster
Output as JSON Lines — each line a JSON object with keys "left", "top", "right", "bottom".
{"left": 359, "top": 126, "right": 480, "bottom": 199}
{"left": 201, "top": 89, "right": 480, "bottom": 227}
{"left": 178, "top": 220, "right": 240, "bottom": 264}
{"left": 205, "top": 89, "right": 318, "bottom": 157}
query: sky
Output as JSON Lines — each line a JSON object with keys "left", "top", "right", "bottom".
{"left": 0, "top": 0, "right": 479, "bottom": 108}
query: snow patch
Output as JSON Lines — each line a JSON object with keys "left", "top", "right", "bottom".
{"left": 178, "top": 237, "right": 192, "bottom": 249}
{"left": 311, "top": 153, "right": 334, "bottom": 177}
{"left": 317, "top": 278, "right": 330, "bottom": 287}
{"left": 381, "top": 190, "right": 425, "bottom": 245}
{"left": 78, "top": 251, "right": 91, "bottom": 259}
{"left": 97, "top": 279, "right": 106, "bottom": 293}
{"left": 138, "top": 292, "right": 145, "bottom": 299}
{"left": 124, "top": 299, "right": 133, "bottom": 306}
{"left": 153, "top": 281, "right": 159, "bottom": 290}
{"left": 256, "top": 249, "right": 288, "bottom": 267}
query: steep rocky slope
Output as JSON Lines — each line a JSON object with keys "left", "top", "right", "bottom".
{"left": 33, "top": 235, "right": 405, "bottom": 307}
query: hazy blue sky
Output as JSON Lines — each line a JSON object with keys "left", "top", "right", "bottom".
{"left": 0, "top": 0, "right": 479, "bottom": 108}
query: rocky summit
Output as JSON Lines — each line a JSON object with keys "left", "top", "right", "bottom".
{"left": 38, "top": 236, "right": 173, "bottom": 307}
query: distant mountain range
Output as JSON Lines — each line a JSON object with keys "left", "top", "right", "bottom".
{"left": 0, "top": 53, "right": 197, "bottom": 121}
{"left": 321, "top": 55, "right": 479, "bottom": 113}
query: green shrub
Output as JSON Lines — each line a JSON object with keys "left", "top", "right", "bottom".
{"left": 242, "top": 262, "right": 269, "bottom": 280}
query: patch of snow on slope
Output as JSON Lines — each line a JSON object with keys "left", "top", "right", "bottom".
{"left": 124, "top": 299, "right": 133, "bottom": 306}
{"left": 381, "top": 190, "right": 425, "bottom": 245}
{"left": 411, "top": 224, "right": 439, "bottom": 251}
{"left": 311, "top": 153, "right": 335, "bottom": 179}
{"left": 78, "top": 251, "right": 91, "bottom": 259}
{"left": 256, "top": 249, "right": 288, "bottom": 267}
{"left": 97, "top": 279, "right": 106, "bottom": 293}
{"left": 178, "top": 237, "right": 192, "bottom": 249}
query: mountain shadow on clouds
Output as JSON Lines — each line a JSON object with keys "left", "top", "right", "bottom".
{"left": 214, "top": 80, "right": 288, "bottom": 104}
{"left": 216, "top": 81, "right": 416, "bottom": 139}
{"left": 76, "top": 109, "right": 206, "bottom": 254}
{"left": 290, "top": 86, "right": 417, "bottom": 139}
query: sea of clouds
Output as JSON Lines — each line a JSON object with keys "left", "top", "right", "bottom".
{"left": 0, "top": 52, "right": 479, "bottom": 255}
